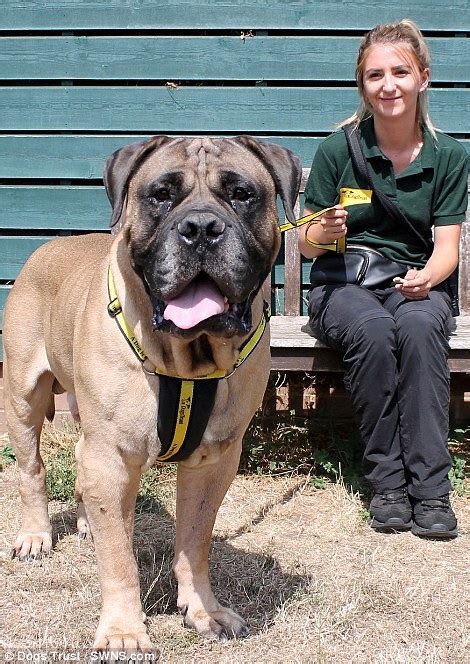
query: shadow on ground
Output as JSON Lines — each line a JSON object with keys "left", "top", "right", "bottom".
{"left": 49, "top": 495, "right": 309, "bottom": 636}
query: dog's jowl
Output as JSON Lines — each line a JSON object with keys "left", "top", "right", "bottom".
{"left": 3, "top": 136, "right": 301, "bottom": 650}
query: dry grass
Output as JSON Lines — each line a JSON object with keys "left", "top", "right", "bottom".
{"left": 0, "top": 424, "right": 469, "bottom": 663}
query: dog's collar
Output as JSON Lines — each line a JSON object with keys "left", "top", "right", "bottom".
{"left": 106, "top": 266, "right": 270, "bottom": 380}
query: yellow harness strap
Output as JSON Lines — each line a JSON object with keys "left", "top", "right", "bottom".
{"left": 156, "top": 379, "right": 195, "bottom": 461}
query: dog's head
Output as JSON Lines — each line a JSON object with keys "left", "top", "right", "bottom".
{"left": 104, "top": 136, "right": 301, "bottom": 338}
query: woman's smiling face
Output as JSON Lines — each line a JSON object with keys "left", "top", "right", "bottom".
{"left": 361, "top": 43, "right": 429, "bottom": 121}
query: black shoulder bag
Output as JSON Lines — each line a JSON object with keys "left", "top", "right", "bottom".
{"left": 343, "top": 124, "right": 459, "bottom": 316}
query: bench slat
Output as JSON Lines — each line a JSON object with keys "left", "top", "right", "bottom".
{"left": 0, "top": 285, "right": 10, "bottom": 329}
{"left": 270, "top": 315, "right": 470, "bottom": 351}
{"left": 0, "top": 186, "right": 108, "bottom": 231}
{"left": 0, "top": 87, "right": 468, "bottom": 134}
{"left": 270, "top": 348, "right": 470, "bottom": 374}
{"left": 0, "top": 135, "right": 330, "bottom": 178}
{"left": 1, "top": 37, "right": 468, "bottom": 83}
{"left": 0, "top": 237, "right": 59, "bottom": 280}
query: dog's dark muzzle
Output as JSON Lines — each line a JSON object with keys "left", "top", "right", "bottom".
{"left": 133, "top": 204, "right": 266, "bottom": 337}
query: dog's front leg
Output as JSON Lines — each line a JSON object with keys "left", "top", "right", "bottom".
{"left": 173, "top": 437, "right": 248, "bottom": 640}
{"left": 77, "top": 439, "right": 153, "bottom": 651}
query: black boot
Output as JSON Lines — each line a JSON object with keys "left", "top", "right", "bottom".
{"left": 411, "top": 494, "right": 458, "bottom": 539}
{"left": 369, "top": 488, "right": 412, "bottom": 532}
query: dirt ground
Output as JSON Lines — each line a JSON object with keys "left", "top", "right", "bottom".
{"left": 1, "top": 462, "right": 469, "bottom": 664}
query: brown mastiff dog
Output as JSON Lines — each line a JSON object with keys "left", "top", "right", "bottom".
{"left": 3, "top": 136, "right": 301, "bottom": 650}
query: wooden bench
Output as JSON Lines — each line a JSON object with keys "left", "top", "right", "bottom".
{"left": 268, "top": 171, "right": 470, "bottom": 418}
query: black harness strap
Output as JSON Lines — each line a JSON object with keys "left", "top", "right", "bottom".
{"left": 157, "top": 376, "right": 219, "bottom": 462}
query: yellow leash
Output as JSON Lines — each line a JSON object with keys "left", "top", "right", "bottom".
{"left": 279, "top": 187, "right": 373, "bottom": 253}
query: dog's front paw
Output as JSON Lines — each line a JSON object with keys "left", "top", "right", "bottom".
{"left": 93, "top": 618, "right": 154, "bottom": 652}
{"left": 11, "top": 529, "right": 52, "bottom": 561}
{"left": 180, "top": 601, "right": 249, "bottom": 640}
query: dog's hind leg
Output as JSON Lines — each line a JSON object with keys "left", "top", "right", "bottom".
{"left": 173, "top": 437, "right": 248, "bottom": 640}
{"left": 4, "top": 361, "right": 55, "bottom": 560}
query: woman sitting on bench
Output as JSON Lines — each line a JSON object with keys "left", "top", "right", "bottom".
{"left": 298, "top": 19, "right": 468, "bottom": 538}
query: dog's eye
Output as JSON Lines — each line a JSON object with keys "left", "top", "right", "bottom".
{"left": 152, "top": 187, "right": 171, "bottom": 202}
{"left": 231, "top": 187, "right": 251, "bottom": 202}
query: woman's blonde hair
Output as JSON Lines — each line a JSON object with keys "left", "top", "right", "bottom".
{"left": 338, "top": 19, "right": 436, "bottom": 137}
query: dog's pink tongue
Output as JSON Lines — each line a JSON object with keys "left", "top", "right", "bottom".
{"left": 164, "top": 280, "right": 227, "bottom": 329}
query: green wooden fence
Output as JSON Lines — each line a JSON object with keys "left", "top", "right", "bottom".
{"left": 1, "top": 1, "right": 469, "bottom": 356}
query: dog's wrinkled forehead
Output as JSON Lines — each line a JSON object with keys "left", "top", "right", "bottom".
{"left": 105, "top": 135, "right": 301, "bottom": 233}
{"left": 185, "top": 137, "right": 223, "bottom": 162}
{"left": 132, "top": 137, "right": 274, "bottom": 189}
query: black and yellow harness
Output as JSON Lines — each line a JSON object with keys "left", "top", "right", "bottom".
{"left": 107, "top": 268, "right": 270, "bottom": 462}
{"left": 106, "top": 187, "right": 371, "bottom": 462}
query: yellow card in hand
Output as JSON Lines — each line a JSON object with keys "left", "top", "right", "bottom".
{"left": 338, "top": 187, "right": 372, "bottom": 207}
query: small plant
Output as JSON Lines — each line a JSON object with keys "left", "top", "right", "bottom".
{"left": 45, "top": 446, "right": 76, "bottom": 502}
{"left": 241, "top": 404, "right": 371, "bottom": 497}
{"left": 448, "top": 424, "right": 469, "bottom": 496}
{"left": 310, "top": 477, "right": 328, "bottom": 490}
{"left": 241, "top": 410, "right": 313, "bottom": 476}
{"left": 449, "top": 454, "right": 467, "bottom": 496}
{"left": 1, "top": 443, "right": 16, "bottom": 468}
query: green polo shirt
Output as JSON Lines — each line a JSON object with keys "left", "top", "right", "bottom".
{"left": 304, "top": 117, "right": 469, "bottom": 266}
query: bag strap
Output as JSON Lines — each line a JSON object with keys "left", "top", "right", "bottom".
{"left": 343, "top": 124, "right": 433, "bottom": 253}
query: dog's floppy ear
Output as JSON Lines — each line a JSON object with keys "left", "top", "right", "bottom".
{"left": 234, "top": 136, "right": 302, "bottom": 226}
{"left": 104, "top": 136, "right": 174, "bottom": 234}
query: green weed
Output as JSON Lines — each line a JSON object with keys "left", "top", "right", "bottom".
{"left": 43, "top": 442, "right": 175, "bottom": 508}
{"left": 448, "top": 424, "right": 469, "bottom": 496}
{"left": 449, "top": 454, "right": 467, "bottom": 496}
{"left": 1, "top": 443, "right": 16, "bottom": 469}
{"left": 241, "top": 409, "right": 370, "bottom": 497}
{"left": 45, "top": 446, "right": 76, "bottom": 502}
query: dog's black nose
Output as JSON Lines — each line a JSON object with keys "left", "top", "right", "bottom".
{"left": 177, "top": 213, "right": 225, "bottom": 244}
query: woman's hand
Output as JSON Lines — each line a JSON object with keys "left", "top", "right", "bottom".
{"left": 396, "top": 268, "right": 432, "bottom": 299}
{"left": 298, "top": 205, "right": 348, "bottom": 258}
{"left": 395, "top": 225, "right": 461, "bottom": 300}
{"left": 316, "top": 205, "right": 348, "bottom": 244}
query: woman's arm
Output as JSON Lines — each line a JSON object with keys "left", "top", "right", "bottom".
{"left": 396, "top": 225, "right": 461, "bottom": 299}
{"left": 298, "top": 205, "right": 348, "bottom": 259}
{"left": 300, "top": 136, "right": 347, "bottom": 258}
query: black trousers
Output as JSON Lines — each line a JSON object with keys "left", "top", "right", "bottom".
{"left": 308, "top": 283, "right": 453, "bottom": 499}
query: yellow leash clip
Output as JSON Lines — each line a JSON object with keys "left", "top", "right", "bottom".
{"left": 279, "top": 187, "right": 373, "bottom": 254}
